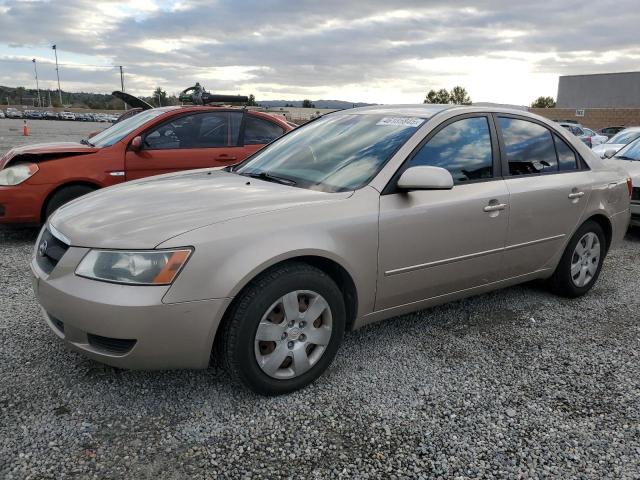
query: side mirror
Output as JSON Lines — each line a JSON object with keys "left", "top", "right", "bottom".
{"left": 397, "top": 166, "right": 454, "bottom": 191}
{"left": 129, "top": 136, "right": 143, "bottom": 152}
{"left": 603, "top": 149, "right": 617, "bottom": 159}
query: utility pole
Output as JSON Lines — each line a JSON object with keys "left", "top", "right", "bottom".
{"left": 52, "top": 45, "right": 63, "bottom": 106}
{"left": 48, "top": 90, "right": 52, "bottom": 108}
{"left": 119, "top": 65, "right": 127, "bottom": 110}
{"left": 32, "top": 59, "right": 42, "bottom": 107}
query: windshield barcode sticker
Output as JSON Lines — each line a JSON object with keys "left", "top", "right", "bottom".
{"left": 376, "top": 117, "right": 425, "bottom": 128}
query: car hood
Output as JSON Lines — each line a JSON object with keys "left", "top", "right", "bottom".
{"left": 50, "top": 169, "right": 352, "bottom": 249}
{"left": 0, "top": 142, "right": 99, "bottom": 169}
{"left": 592, "top": 143, "right": 625, "bottom": 157}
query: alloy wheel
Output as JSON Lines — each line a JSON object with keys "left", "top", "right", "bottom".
{"left": 254, "top": 290, "right": 333, "bottom": 379}
{"left": 570, "top": 232, "right": 601, "bottom": 287}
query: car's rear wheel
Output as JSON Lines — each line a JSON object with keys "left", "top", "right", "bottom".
{"left": 548, "top": 220, "right": 605, "bottom": 297}
{"left": 220, "top": 262, "right": 345, "bottom": 395}
{"left": 44, "top": 185, "right": 96, "bottom": 220}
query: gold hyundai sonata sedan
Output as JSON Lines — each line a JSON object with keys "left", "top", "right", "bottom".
{"left": 32, "top": 105, "right": 631, "bottom": 395}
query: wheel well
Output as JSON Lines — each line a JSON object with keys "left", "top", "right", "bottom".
{"left": 294, "top": 256, "right": 359, "bottom": 331}
{"left": 585, "top": 214, "right": 613, "bottom": 253}
{"left": 41, "top": 181, "right": 101, "bottom": 222}
{"left": 213, "top": 256, "right": 359, "bottom": 360}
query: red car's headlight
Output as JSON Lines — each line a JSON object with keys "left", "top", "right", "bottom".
{"left": 0, "top": 163, "right": 39, "bottom": 186}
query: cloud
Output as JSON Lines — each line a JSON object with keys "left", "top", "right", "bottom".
{"left": 0, "top": 0, "right": 638, "bottom": 103}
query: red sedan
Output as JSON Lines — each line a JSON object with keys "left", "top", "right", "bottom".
{"left": 0, "top": 106, "right": 292, "bottom": 223}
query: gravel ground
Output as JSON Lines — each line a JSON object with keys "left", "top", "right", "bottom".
{"left": 1, "top": 122, "right": 639, "bottom": 478}
{"left": 0, "top": 226, "right": 638, "bottom": 479}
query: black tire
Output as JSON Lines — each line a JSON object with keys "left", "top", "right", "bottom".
{"left": 220, "top": 262, "right": 346, "bottom": 395}
{"left": 548, "top": 220, "right": 606, "bottom": 298}
{"left": 44, "top": 185, "right": 96, "bottom": 220}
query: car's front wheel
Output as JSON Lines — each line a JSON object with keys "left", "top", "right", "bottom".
{"left": 221, "top": 262, "right": 346, "bottom": 395}
{"left": 548, "top": 220, "right": 606, "bottom": 297}
{"left": 44, "top": 185, "right": 96, "bottom": 220}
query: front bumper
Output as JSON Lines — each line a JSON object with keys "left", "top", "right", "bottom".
{"left": 0, "top": 183, "right": 47, "bottom": 223}
{"left": 31, "top": 246, "right": 231, "bottom": 370}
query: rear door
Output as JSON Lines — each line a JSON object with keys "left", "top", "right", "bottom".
{"left": 125, "top": 111, "right": 243, "bottom": 180}
{"left": 495, "top": 115, "right": 593, "bottom": 278}
{"left": 376, "top": 114, "right": 510, "bottom": 310}
{"left": 236, "top": 113, "right": 286, "bottom": 159}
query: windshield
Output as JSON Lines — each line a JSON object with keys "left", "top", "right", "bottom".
{"left": 235, "top": 114, "right": 425, "bottom": 192}
{"left": 614, "top": 138, "right": 640, "bottom": 161}
{"left": 88, "top": 109, "right": 167, "bottom": 148}
{"left": 607, "top": 130, "right": 640, "bottom": 145}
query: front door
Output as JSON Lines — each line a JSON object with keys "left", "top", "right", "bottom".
{"left": 376, "top": 115, "right": 509, "bottom": 311}
{"left": 125, "top": 111, "right": 244, "bottom": 181}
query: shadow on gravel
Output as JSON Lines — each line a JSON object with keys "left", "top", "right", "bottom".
{"left": 625, "top": 225, "right": 640, "bottom": 242}
{"left": 0, "top": 224, "right": 40, "bottom": 244}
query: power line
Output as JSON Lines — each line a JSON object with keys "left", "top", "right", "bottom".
{"left": 0, "top": 58, "right": 125, "bottom": 69}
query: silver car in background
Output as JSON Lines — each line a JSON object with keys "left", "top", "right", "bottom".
{"left": 593, "top": 127, "right": 640, "bottom": 158}
{"left": 32, "top": 105, "right": 631, "bottom": 395}
{"left": 602, "top": 137, "right": 640, "bottom": 226}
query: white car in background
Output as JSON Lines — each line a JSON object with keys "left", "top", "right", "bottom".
{"left": 602, "top": 137, "right": 640, "bottom": 227}
{"left": 60, "top": 111, "right": 76, "bottom": 121}
{"left": 582, "top": 127, "right": 608, "bottom": 147}
{"left": 557, "top": 122, "right": 607, "bottom": 148}
{"left": 592, "top": 127, "right": 640, "bottom": 158}
{"left": 5, "top": 107, "right": 22, "bottom": 119}
{"left": 0, "top": 110, "right": 5, "bottom": 118}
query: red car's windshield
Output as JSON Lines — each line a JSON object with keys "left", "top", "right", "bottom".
{"left": 89, "top": 109, "right": 166, "bottom": 148}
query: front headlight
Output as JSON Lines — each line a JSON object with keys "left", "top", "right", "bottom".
{"left": 75, "top": 249, "right": 192, "bottom": 285}
{"left": 0, "top": 163, "right": 39, "bottom": 186}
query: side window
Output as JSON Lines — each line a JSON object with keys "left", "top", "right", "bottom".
{"left": 408, "top": 116, "right": 493, "bottom": 183}
{"left": 243, "top": 116, "right": 284, "bottom": 145}
{"left": 144, "top": 112, "right": 242, "bottom": 150}
{"left": 498, "top": 117, "right": 557, "bottom": 175}
{"left": 554, "top": 134, "right": 578, "bottom": 171}
{"left": 197, "top": 112, "right": 242, "bottom": 147}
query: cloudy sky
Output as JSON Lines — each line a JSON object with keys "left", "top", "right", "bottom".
{"left": 0, "top": 0, "right": 638, "bottom": 104}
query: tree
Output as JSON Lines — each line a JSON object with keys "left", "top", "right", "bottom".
{"left": 449, "top": 86, "right": 471, "bottom": 105}
{"left": 424, "top": 86, "right": 471, "bottom": 105}
{"left": 423, "top": 88, "right": 451, "bottom": 104}
{"left": 301, "top": 99, "right": 315, "bottom": 108}
{"left": 153, "top": 87, "right": 167, "bottom": 107}
{"left": 530, "top": 96, "right": 556, "bottom": 108}
{"left": 246, "top": 94, "right": 257, "bottom": 106}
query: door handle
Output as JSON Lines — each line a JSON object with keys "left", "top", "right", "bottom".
{"left": 568, "top": 191, "right": 585, "bottom": 199}
{"left": 216, "top": 154, "right": 237, "bottom": 161}
{"left": 483, "top": 203, "right": 507, "bottom": 212}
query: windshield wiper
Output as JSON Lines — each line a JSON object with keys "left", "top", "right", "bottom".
{"left": 80, "top": 138, "right": 95, "bottom": 147}
{"left": 241, "top": 171, "right": 297, "bottom": 186}
{"left": 615, "top": 155, "right": 637, "bottom": 161}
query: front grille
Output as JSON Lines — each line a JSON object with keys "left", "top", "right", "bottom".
{"left": 87, "top": 334, "right": 136, "bottom": 355}
{"left": 36, "top": 228, "right": 69, "bottom": 274}
{"left": 632, "top": 187, "right": 640, "bottom": 202}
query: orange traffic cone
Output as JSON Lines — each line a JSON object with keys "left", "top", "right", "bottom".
{"left": 23, "top": 120, "right": 29, "bottom": 136}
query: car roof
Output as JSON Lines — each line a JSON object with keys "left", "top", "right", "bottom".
{"left": 344, "top": 104, "right": 456, "bottom": 118}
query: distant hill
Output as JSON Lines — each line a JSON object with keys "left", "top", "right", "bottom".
{"left": 258, "top": 100, "right": 374, "bottom": 109}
